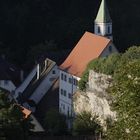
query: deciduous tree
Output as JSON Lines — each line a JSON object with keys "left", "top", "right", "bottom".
{"left": 0, "top": 91, "right": 33, "bottom": 140}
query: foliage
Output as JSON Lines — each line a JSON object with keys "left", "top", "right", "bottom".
{"left": 44, "top": 109, "right": 68, "bottom": 135}
{"left": 0, "top": 91, "right": 34, "bottom": 140}
{"left": 105, "top": 60, "right": 140, "bottom": 140}
{"left": 120, "top": 46, "right": 140, "bottom": 65}
{"left": 79, "top": 53, "right": 121, "bottom": 90}
{"left": 73, "top": 111, "right": 102, "bottom": 136}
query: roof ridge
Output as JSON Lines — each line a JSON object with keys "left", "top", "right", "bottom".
{"left": 85, "top": 31, "right": 111, "bottom": 41}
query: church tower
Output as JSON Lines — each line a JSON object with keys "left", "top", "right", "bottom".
{"left": 94, "top": 0, "right": 113, "bottom": 40}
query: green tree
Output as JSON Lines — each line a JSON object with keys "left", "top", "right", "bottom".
{"left": 79, "top": 53, "right": 121, "bottom": 91}
{"left": 73, "top": 111, "right": 102, "bottom": 136}
{"left": 119, "top": 46, "right": 140, "bottom": 66}
{"left": 105, "top": 60, "right": 140, "bottom": 140}
{"left": 0, "top": 91, "right": 33, "bottom": 140}
{"left": 44, "top": 109, "right": 68, "bottom": 135}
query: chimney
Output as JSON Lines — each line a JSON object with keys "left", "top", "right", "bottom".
{"left": 37, "top": 64, "right": 40, "bottom": 80}
{"left": 20, "top": 70, "right": 24, "bottom": 82}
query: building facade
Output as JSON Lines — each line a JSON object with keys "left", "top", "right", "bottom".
{"left": 59, "top": 70, "right": 80, "bottom": 116}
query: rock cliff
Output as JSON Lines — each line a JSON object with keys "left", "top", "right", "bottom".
{"left": 73, "top": 70, "right": 116, "bottom": 125}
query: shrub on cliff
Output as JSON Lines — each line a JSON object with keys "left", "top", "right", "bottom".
{"left": 79, "top": 53, "right": 121, "bottom": 91}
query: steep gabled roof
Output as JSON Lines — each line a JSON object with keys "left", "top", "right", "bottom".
{"left": 95, "top": 0, "right": 112, "bottom": 23}
{"left": 60, "top": 32, "right": 111, "bottom": 77}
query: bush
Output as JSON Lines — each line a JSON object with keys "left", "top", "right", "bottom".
{"left": 73, "top": 111, "right": 102, "bottom": 136}
{"left": 44, "top": 109, "right": 68, "bottom": 135}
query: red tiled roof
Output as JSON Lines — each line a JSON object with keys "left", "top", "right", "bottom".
{"left": 60, "top": 31, "right": 111, "bottom": 77}
{"left": 15, "top": 104, "right": 31, "bottom": 119}
{"left": 21, "top": 106, "right": 32, "bottom": 118}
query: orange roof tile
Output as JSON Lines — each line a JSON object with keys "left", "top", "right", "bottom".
{"left": 21, "top": 106, "right": 32, "bottom": 118}
{"left": 60, "top": 32, "right": 111, "bottom": 77}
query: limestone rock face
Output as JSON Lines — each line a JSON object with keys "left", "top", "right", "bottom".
{"left": 73, "top": 70, "right": 115, "bottom": 124}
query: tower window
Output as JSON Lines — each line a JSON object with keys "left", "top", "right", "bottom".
{"left": 108, "top": 26, "right": 111, "bottom": 34}
{"left": 98, "top": 26, "right": 101, "bottom": 33}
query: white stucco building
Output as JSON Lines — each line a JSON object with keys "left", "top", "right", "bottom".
{"left": 15, "top": 58, "right": 59, "bottom": 112}
{"left": 59, "top": 0, "right": 118, "bottom": 116}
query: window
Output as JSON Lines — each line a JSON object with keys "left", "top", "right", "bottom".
{"left": 61, "top": 89, "right": 67, "bottom": 97}
{"left": 64, "top": 90, "right": 66, "bottom": 97}
{"left": 108, "top": 26, "right": 111, "bottom": 34}
{"left": 69, "top": 78, "right": 72, "bottom": 84}
{"left": 52, "top": 70, "right": 56, "bottom": 74}
{"left": 64, "top": 75, "right": 67, "bottom": 82}
{"left": 109, "top": 46, "right": 112, "bottom": 52}
{"left": 61, "top": 89, "right": 64, "bottom": 95}
{"left": 61, "top": 104, "right": 65, "bottom": 110}
{"left": 67, "top": 107, "right": 70, "bottom": 116}
{"left": 68, "top": 93, "right": 72, "bottom": 99}
{"left": 98, "top": 26, "right": 101, "bottom": 33}
{"left": 63, "top": 104, "right": 65, "bottom": 110}
{"left": 73, "top": 79, "right": 78, "bottom": 86}
{"left": 61, "top": 73, "right": 64, "bottom": 80}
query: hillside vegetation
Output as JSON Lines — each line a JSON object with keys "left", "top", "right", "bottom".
{"left": 78, "top": 46, "right": 140, "bottom": 139}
